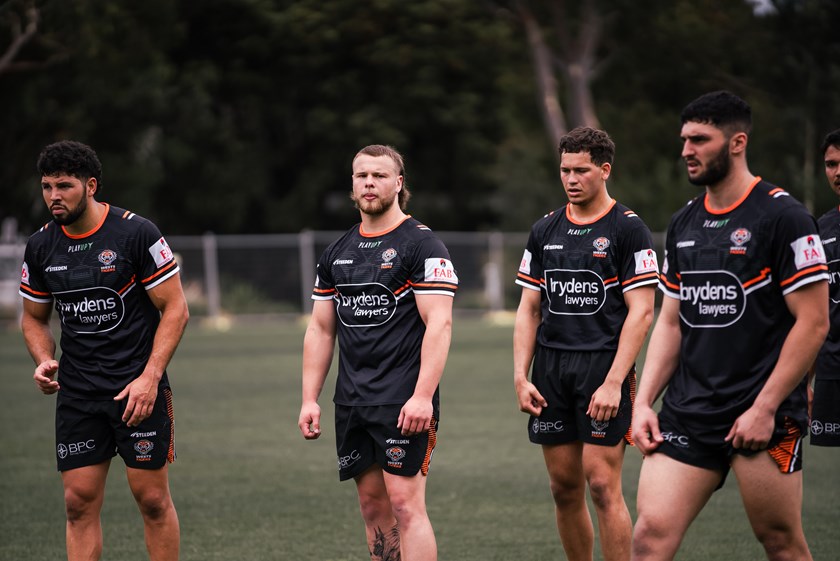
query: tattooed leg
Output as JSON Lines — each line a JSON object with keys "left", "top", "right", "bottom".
{"left": 369, "top": 524, "right": 401, "bottom": 561}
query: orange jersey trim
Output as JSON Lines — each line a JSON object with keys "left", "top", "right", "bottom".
{"left": 62, "top": 203, "right": 110, "bottom": 239}
{"left": 313, "top": 287, "right": 336, "bottom": 295}
{"left": 20, "top": 284, "right": 50, "bottom": 297}
{"left": 743, "top": 267, "right": 772, "bottom": 289}
{"left": 411, "top": 282, "right": 458, "bottom": 291}
{"left": 779, "top": 264, "right": 829, "bottom": 287}
{"left": 660, "top": 275, "right": 680, "bottom": 291}
{"left": 117, "top": 276, "right": 136, "bottom": 295}
{"left": 565, "top": 199, "right": 616, "bottom": 226}
{"left": 516, "top": 272, "right": 542, "bottom": 285}
{"left": 141, "top": 260, "right": 178, "bottom": 285}
{"left": 704, "top": 177, "right": 762, "bottom": 215}
{"left": 359, "top": 215, "right": 412, "bottom": 238}
{"left": 621, "top": 272, "right": 659, "bottom": 286}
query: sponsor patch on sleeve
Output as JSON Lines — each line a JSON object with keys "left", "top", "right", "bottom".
{"left": 662, "top": 250, "right": 669, "bottom": 275}
{"left": 634, "top": 249, "right": 659, "bottom": 275}
{"left": 519, "top": 250, "right": 532, "bottom": 274}
{"left": 21, "top": 261, "right": 30, "bottom": 285}
{"left": 790, "top": 235, "right": 826, "bottom": 270}
{"left": 148, "top": 237, "right": 175, "bottom": 268}
{"left": 424, "top": 258, "right": 458, "bottom": 283}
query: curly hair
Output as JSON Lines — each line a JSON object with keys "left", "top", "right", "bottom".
{"left": 821, "top": 129, "right": 840, "bottom": 156}
{"left": 558, "top": 127, "right": 615, "bottom": 166}
{"left": 37, "top": 140, "right": 103, "bottom": 194}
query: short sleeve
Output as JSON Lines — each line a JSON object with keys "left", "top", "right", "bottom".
{"left": 136, "top": 221, "right": 180, "bottom": 290}
{"left": 409, "top": 236, "right": 457, "bottom": 297}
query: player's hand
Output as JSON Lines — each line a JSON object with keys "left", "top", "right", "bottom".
{"left": 398, "top": 396, "right": 433, "bottom": 436}
{"left": 33, "top": 359, "right": 60, "bottom": 394}
{"left": 587, "top": 379, "right": 622, "bottom": 421}
{"left": 515, "top": 378, "right": 547, "bottom": 417}
{"left": 632, "top": 405, "right": 663, "bottom": 455}
{"left": 725, "top": 406, "right": 774, "bottom": 451}
{"left": 114, "top": 374, "right": 158, "bottom": 428}
{"left": 298, "top": 401, "right": 322, "bottom": 440}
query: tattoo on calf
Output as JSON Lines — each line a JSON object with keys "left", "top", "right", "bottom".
{"left": 370, "top": 524, "right": 400, "bottom": 561}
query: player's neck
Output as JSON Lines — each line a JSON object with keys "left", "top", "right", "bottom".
{"left": 64, "top": 200, "right": 107, "bottom": 237}
{"left": 567, "top": 192, "right": 614, "bottom": 223}
{"left": 359, "top": 206, "right": 408, "bottom": 235}
{"left": 705, "top": 169, "right": 756, "bottom": 211}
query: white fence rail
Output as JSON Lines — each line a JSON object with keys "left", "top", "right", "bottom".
{"left": 1, "top": 230, "right": 665, "bottom": 320}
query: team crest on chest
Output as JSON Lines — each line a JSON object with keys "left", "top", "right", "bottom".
{"left": 381, "top": 247, "right": 397, "bottom": 269}
{"left": 729, "top": 228, "right": 751, "bottom": 255}
{"left": 592, "top": 237, "right": 610, "bottom": 258}
{"left": 98, "top": 249, "right": 117, "bottom": 272}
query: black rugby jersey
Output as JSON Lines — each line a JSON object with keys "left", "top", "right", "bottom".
{"left": 19, "top": 204, "right": 180, "bottom": 399}
{"left": 659, "top": 177, "right": 829, "bottom": 426}
{"left": 312, "top": 216, "right": 457, "bottom": 408}
{"left": 515, "top": 200, "right": 659, "bottom": 350}
{"left": 816, "top": 206, "right": 840, "bottom": 381}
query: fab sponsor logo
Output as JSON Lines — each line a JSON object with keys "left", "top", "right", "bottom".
{"left": 424, "top": 258, "right": 458, "bottom": 284}
{"left": 678, "top": 270, "right": 745, "bottom": 328}
{"left": 53, "top": 286, "right": 125, "bottom": 334}
{"left": 544, "top": 269, "right": 605, "bottom": 316}
{"left": 20, "top": 262, "right": 29, "bottom": 285}
{"left": 519, "top": 249, "right": 533, "bottom": 275}
{"left": 149, "top": 237, "right": 175, "bottom": 268}
{"left": 335, "top": 283, "right": 396, "bottom": 327}
{"left": 790, "top": 234, "right": 826, "bottom": 270}
{"left": 634, "top": 249, "right": 659, "bottom": 275}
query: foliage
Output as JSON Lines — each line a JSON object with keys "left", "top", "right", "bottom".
{"left": 2, "top": 0, "right": 840, "bottom": 236}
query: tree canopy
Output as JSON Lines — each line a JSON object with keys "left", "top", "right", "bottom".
{"left": 3, "top": 0, "right": 839, "bottom": 236}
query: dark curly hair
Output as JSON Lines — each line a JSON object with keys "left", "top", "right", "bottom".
{"left": 558, "top": 127, "right": 615, "bottom": 166}
{"left": 37, "top": 140, "right": 103, "bottom": 195}
{"left": 821, "top": 129, "right": 840, "bottom": 156}
{"left": 680, "top": 90, "right": 752, "bottom": 136}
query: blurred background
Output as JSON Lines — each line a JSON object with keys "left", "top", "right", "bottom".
{"left": 2, "top": 0, "right": 839, "bottom": 320}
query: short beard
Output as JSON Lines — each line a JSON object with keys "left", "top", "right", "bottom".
{"left": 350, "top": 191, "right": 397, "bottom": 217}
{"left": 687, "top": 144, "right": 731, "bottom": 187}
{"left": 52, "top": 196, "right": 88, "bottom": 226}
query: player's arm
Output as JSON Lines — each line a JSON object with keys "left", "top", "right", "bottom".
{"left": 588, "top": 285, "right": 655, "bottom": 421}
{"left": 632, "top": 295, "right": 682, "bottom": 454}
{"left": 513, "top": 287, "right": 547, "bottom": 416}
{"left": 21, "top": 298, "right": 60, "bottom": 394}
{"left": 726, "top": 280, "right": 829, "bottom": 450}
{"left": 299, "top": 299, "right": 337, "bottom": 440}
{"left": 398, "top": 293, "right": 453, "bottom": 436}
{"left": 116, "top": 273, "right": 190, "bottom": 427}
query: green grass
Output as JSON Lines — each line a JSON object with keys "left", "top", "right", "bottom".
{"left": 1, "top": 316, "right": 839, "bottom": 560}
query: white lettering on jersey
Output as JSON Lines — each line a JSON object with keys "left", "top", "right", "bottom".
{"left": 424, "top": 258, "right": 458, "bottom": 283}
{"left": 519, "top": 250, "right": 532, "bottom": 274}
{"left": 149, "top": 237, "right": 174, "bottom": 268}
{"left": 634, "top": 249, "right": 659, "bottom": 275}
{"left": 21, "top": 261, "right": 30, "bottom": 285}
{"left": 790, "top": 235, "right": 826, "bottom": 270}
{"left": 662, "top": 250, "right": 669, "bottom": 275}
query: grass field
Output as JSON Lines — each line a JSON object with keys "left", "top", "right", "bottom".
{"left": 1, "top": 315, "right": 839, "bottom": 560}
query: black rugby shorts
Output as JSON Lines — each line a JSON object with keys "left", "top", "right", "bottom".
{"left": 810, "top": 379, "right": 840, "bottom": 447}
{"left": 55, "top": 387, "right": 175, "bottom": 471}
{"left": 528, "top": 346, "right": 634, "bottom": 446}
{"left": 334, "top": 404, "right": 437, "bottom": 481}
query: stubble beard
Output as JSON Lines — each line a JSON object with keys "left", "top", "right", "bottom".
{"left": 351, "top": 190, "right": 397, "bottom": 217}
{"left": 52, "top": 196, "right": 88, "bottom": 226}
{"left": 687, "top": 144, "right": 731, "bottom": 187}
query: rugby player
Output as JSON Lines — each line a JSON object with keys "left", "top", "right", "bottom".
{"left": 631, "top": 91, "right": 828, "bottom": 561}
{"left": 298, "top": 145, "right": 457, "bottom": 561}
{"left": 811, "top": 128, "right": 840, "bottom": 447}
{"left": 514, "top": 127, "right": 659, "bottom": 561}
{"left": 19, "top": 140, "right": 189, "bottom": 561}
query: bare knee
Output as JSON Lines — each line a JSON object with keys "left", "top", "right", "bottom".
{"left": 358, "top": 490, "right": 392, "bottom": 525}
{"left": 64, "top": 487, "right": 100, "bottom": 523}
{"left": 586, "top": 475, "right": 621, "bottom": 511}
{"left": 632, "top": 515, "right": 669, "bottom": 557}
{"left": 388, "top": 493, "right": 427, "bottom": 528}
{"left": 755, "top": 527, "right": 808, "bottom": 561}
{"left": 134, "top": 488, "right": 173, "bottom": 521}
{"left": 548, "top": 474, "right": 585, "bottom": 509}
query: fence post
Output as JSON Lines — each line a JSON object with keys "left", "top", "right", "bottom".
{"left": 486, "top": 231, "right": 505, "bottom": 311}
{"left": 299, "top": 230, "right": 315, "bottom": 315}
{"left": 202, "top": 232, "right": 221, "bottom": 319}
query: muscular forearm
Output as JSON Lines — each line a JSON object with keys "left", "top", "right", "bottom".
{"left": 21, "top": 314, "right": 56, "bottom": 365}
{"left": 413, "top": 317, "right": 452, "bottom": 399}
{"left": 513, "top": 296, "right": 540, "bottom": 384}
{"left": 141, "top": 304, "right": 189, "bottom": 382}
{"left": 605, "top": 303, "right": 654, "bottom": 384}
{"left": 636, "top": 304, "right": 681, "bottom": 407}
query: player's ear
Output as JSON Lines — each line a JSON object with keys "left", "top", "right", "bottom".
{"left": 87, "top": 178, "right": 98, "bottom": 196}
{"left": 601, "top": 162, "right": 611, "bottom": 181}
